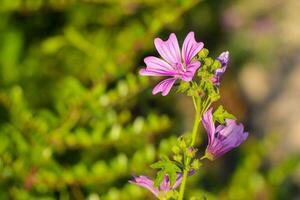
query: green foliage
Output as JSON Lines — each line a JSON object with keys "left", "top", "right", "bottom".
{"left": 0, "top": 0, "right": 199, "bottom": 199}
{"left": 0, "top": 0, "right": 299, "bottom": 199}
{"left": 213, "top": 105, "right": 236, "bottom": 124}
{"left": 151, "top": 155, "right": 181, "bottom": 187}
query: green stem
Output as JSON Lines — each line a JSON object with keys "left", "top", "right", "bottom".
{"left": 178, "top": 97, "right": 201, "bottom": 200}
{"left": 178, "top": 169, "right": 189, "bottom": 200}
{"left": 201, "top": 96, "right": 211, "bottom": 114}
{"left": 192, "top": 96, "right": 197, "bottom": 111}
{"left": 191, "top": 97, "right": 201, "bottom": 146}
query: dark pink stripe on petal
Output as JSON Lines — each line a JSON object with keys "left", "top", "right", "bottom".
{"left": 139, "top": 68, "right": 177, "bottom": 77}
{"left": 181, "top": 61, "right": 201, "bottom": 81}
{"left": 154, "top": 33, "right": 181, "bottom": 65}
{"left": 144, "top": 56, "right": 174, "bottom": 70}
{"left": 182, "top": 32, "right": 204, "bottom": 65}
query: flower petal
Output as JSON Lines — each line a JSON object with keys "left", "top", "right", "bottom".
{"left": 139, "top": 56, "right": 177, "bottom": 77}
{"left": 159, "top": 176, "right": 171, "bottom": 192}
{"left": 172, "top": 171, "right": 195, "bottom": 189}
{"left": 172, "top": 174, "right": 183, "bottom": 189}
{"left": 215, "top": 131, "right": 247, "bottom": 158}
{"left": 182, "top": 32, "right": 204, "bottom": 65}
{"left": 217, "top": 51, "right": 229, "bottom": 66}
{"left": 154, "top": 33, "right": 181, "bottom": 65}
{"left": 202, "top": 108, "right": 215, "bottom": 145}
{"left": 152, "top": 78, "right": 177, "bottom": 96}
{"left": 209, "top": 120, "right": 248, "bottom": 158}
{"left": 222, "top": 120, "right": 248, "bottom": 147}
{"left": 220, "top": 119, "right": 242, "bottom": 138}
{"left": 180, "top": 60, "right": 201, "bottom": 82}
{"left": 213, "top": 51, "right": 230, "bottom": 86}
{"left": 129, "top": 176, "right": 159, "bottom": 197}
{"left": 144, "top": 56, "right": 174, "bottom": 71}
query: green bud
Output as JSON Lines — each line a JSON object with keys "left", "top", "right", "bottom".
{"left": 173, "top": 154, "right": 182, "bottom": 162}
{"left": 197, "top": 68, "right": 206, "bottom": 77}
{"left": 187, "top": 89, "right": 198, "bottom": 97}
{"left": 211, "top": 60, "right": 221, "bottom": 70}
{"left": 186, "top": 147, "right": 196, "bottom": 158}
{"left": 198, "top": 48, "right": 209, "bottom": 59}
{"left": 191, "top": 159, "right": 202, "bottom": 170}
{"left": 177, "top": 81, "right": 190, "bottom": 93}
{"left": 210, "top": 93, "right": 220, "bottom": 102}
{"left": 204, "top": 57, "right": 214, "bottom": 66}
{"left": 178, "top": 137, "right": 187, "bottom": 149}
{"left": 172, "top": 146, "right": 180, "bottom": 154}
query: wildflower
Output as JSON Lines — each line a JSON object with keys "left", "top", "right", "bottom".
{"left": 129, "top": 174, "right": 183, "bottom": 198}
{"left": 129, "top": 171, "right": 194, "bottom": 198}
{"left": 140, "top": 32, "right": 204, "bottom": 96}
{"left": 202, "top": 108, "right": 248, "bottom": 160}
{"left": 212, "top": 51, "right": 229, "bottom": 86}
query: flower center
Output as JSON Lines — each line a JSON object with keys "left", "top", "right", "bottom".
{"left": 175, "top": 62, "right": 187, "bottom": 73}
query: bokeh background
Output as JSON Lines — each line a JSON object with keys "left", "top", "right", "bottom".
{"left": 0, "top": 0, "right": 300, "bottom": 199}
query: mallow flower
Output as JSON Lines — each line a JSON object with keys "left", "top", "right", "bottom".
{"left": 129, "top": 171, "right": 195, "bottom": 198}
{"left": 212, "top": 51, "right": 229, "bottom": 86}
{"left": 139, "top": 32, "right": 204, "bottom": 96}
{"left": 202, "top": 108, "right": 248, "bottom": 160}
{"left": 129, "top": 174, "right": 183, "bottom": 198}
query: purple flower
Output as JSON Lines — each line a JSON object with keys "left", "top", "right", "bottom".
{"left": 129, "top": 174, "right": 183, "bottom": 198}
{"left": 212, "top": 51, "right": 229, "bottom": 86}
{"left": 139, "top": 32, "right": 204, "bottom": 96}
{"left": 202, "top": 108, "right": 248, "bottom": 160}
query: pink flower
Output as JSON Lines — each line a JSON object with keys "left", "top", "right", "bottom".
{"left": 212, "top": 51, "right": 229, "bottom": 86}
{"left": 129, "top": 174, "right": 183, "bottom": 197}
{"left": 140, "top": 32, "right": 204, "bottom": 96}
{"left": 202, "top": 108, "right": 248, "bottom": 160}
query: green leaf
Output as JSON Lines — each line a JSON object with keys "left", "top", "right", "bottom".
{"left": 154, "top": 170, "right": 165, "bottom": 187}
{"left": 168, "top": 169, "right": 177, "bottom": 186}
{"left": 151, "top": 155, "right": 182, "bottom": 187}
{"left": 161, "top": 155, "right": 170, "bottom": 162}
{"left": 213, "top": 105, "right": 237, "bottom": 124}
{"left": 151, "top": 161, "right": 165, "bottom": 169}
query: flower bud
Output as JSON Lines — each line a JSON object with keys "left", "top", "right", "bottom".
{"left": 198, "top": 48, "right": 209, "bottom": 59}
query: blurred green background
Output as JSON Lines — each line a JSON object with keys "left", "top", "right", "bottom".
{"left": 0, "top": 0, "right": 300, "bottom": 199}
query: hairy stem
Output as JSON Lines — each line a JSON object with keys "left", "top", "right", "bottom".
{"left": 178, "top": 97, "right": 201, "bottom": 200}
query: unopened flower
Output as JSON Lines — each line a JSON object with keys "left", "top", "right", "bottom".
{"left": 202, "top": 108, "right": 248, "bottom": 160}
{"left": 140, "top": 32, "right": 204, "bottom": 96}
{"left": 212, "top": 51, "right": 229, "bottom": 86}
